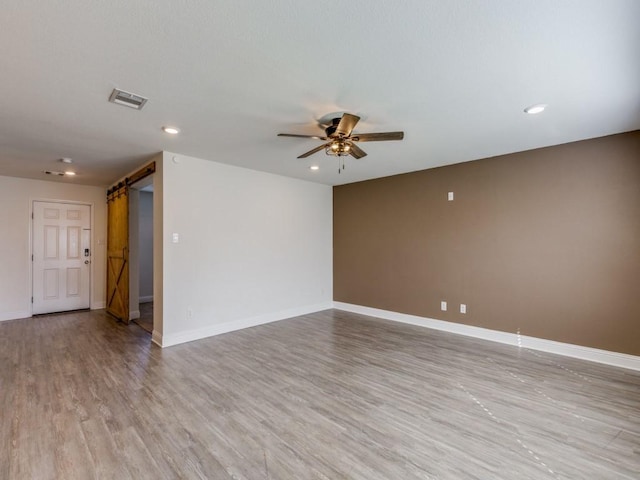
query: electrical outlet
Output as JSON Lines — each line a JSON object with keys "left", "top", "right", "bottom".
{"left": 187, "top": 308, "right": 193, "bottom": 319}
{"left": 460, "top": 304, "right": 467, "bottom": 314}
{"left": 441, "top": 301, "right": 447, "bottom": 311}
{"left": 448, "top": 192, "right": 454, "bottom": 201}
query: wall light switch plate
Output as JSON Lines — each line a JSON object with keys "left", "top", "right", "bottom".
{"left": 448, "top": 192, "right": 454, "bottom": 201}
{"left": 172, "top": 233, "right": 179, "bottom": 243}
{"left": 441, "top": 301, "right": 447, "bottom": 311}
{"left": 460, "top": 304, "right": 467, "bottom": 314}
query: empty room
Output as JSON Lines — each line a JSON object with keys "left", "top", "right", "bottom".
{"left": 1, "top": 1, "right": 639, "bottom": 479}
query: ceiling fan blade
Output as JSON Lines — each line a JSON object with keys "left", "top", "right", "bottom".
{"left": 335, "top": 113, "right": 360, "bottom": 137}
{"left": 278, "top": 133, "right": 328, "bottom": 140}
{"left": 297, "top": 142, "right": 330, "bottom": 159}
{"left": 350, "top": 131, "right": 404, "bottom": 142}
{"left": 349, "top": 143, "right": 367, "bottom": 159}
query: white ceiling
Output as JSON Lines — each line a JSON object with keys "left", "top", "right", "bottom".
{"left": 1, "top": 1, "right": 639, "bottom": 187}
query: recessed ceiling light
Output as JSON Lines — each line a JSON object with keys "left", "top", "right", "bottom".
{"left": 60, "top": 158, "right": 73, "bottom": 164}
{"left": 64, "top": 171, "right": 76, "bottom": 176}
{"left": 310, "top": 165, "right": 319, "bottom": 171}
{"left": 524, "top": 104, "right": 547, "bottom": 114}
{"left": 162, "top": 126, "right": 180, "bottom": 135}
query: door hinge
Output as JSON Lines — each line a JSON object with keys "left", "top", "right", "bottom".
{"left": 31, "top": 297, "right": 33, "bottom": 303}
{"left": 31, "top": 212, "right": 34, "bottom": 219}
{"left": 31, "top": 254, "right": 34, "bottom": 261}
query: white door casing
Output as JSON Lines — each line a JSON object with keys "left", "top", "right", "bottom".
{"left": 32, "top": 201, "right": 91, "bottom": 314}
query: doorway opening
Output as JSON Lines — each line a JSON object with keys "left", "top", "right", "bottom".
{"left": 106, "top": 161, "right": 156, "bottom": 335}
{"left": 129, "top": 179, "right": 154, "bottom": 334}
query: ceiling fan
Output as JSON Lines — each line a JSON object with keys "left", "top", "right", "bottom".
{"left": 278, "top": 113, "right": 404, "bottom": 161}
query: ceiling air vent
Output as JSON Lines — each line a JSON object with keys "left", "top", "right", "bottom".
{"left": 108, "top": 88, "right": 148, "bottom": 110}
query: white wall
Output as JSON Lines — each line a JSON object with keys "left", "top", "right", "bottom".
{"left": 159, "top": 152, "right": 333, "bottom": 346}
{"left": 0, "top": 175, "right": 107, "bottom": 321}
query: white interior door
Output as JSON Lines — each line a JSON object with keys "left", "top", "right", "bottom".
{"left": 32, "top": 201, "right": 91, "bottom": 314}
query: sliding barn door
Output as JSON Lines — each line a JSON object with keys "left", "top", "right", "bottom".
{"left": 106, "top": 184, "right": 129, "bottom": 322}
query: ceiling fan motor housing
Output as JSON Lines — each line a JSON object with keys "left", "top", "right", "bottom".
{"left": 325, "top": 118, "right": 343, "bottom": 138}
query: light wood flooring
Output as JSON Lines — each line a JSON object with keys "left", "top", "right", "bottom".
{"left": 1, "top": 309, "right": 639, "bottom": 479}
{"left": 133, "top": 302, "right": 153, "bottom": 334}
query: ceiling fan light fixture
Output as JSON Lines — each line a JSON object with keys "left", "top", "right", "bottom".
{"left": 326, "top": 139, "right": 351, "bottom": 156}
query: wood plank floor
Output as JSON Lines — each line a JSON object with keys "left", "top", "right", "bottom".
{"left": 133, "top": 302, "right": 153, "bottom": 334}
{"left": 1, "top": 309, "right": 639, "bottom": 479}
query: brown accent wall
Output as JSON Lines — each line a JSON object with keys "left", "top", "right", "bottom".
{"left": 334, "top": 131, "right": 640, "bottom": 356}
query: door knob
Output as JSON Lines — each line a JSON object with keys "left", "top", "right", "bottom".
{"left": 84, "top": 260, "right": 91, "bottom": 264}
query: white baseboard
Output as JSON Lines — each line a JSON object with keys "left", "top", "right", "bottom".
{"left": 160, "top": 301, "right": 333, "bottom": 348}
{"left": 139, "top": 296, "right": 153, "bottom": 304}
{"left": 91, "top": 301, "right": 106, "bottom": 310}
{"left": 129, "top": 310, "right": 140, "bottom": 321}
{"left": 333, "top": 302, "right": 640, "bottom": 372}
{"left": 0, "top": 310, "right": 31, "bottom": 322}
